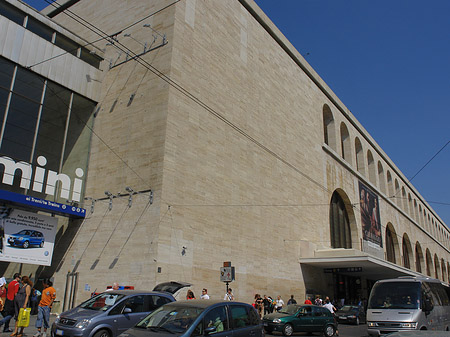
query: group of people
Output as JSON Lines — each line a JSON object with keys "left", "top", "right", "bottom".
{"left": 0, "top": 273, "right": 56, "bottom": 337}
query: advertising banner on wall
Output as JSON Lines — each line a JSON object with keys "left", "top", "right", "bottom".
{"left": 359, "top": 181, "right": 382, "bottom": 247}
{"left": 0, "top": 209, "right": 58, "bottom": 266}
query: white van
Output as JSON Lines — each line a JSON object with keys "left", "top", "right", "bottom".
{"left": 367, "top": 276, "right": 450, "bottom": 336}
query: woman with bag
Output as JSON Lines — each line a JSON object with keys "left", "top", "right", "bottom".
{"left": 11, "top": 276, "right": 32, "bottom": 337}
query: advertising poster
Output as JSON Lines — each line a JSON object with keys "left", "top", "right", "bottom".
{"left": 0, "top": 209, "right": 58, "bottom": 266}
{"left": 359, "top": 181, "right": 382, "bottom": 247}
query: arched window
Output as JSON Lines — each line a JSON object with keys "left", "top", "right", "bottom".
{"left": 408, "top": 194, "right": 412, "bottom": 219}
{"left": 367, "top": 150, "right": 376, "bottom": 185}
{"left": 426, "top": 249, "right": 432, "bottom": 276}
{"left": 415, "top": 242, "right": 423, "bottom": 273}
{"left": 329, "top": 191, "right": 352, "bottom": 249}
{"left": 394, "top": 180, "right": 400, "bottom": 207}
{"left": 385, "top": 224, "right": 398, "bottom": 264}
{"left": 401, "top": 187, "right": 408, "bottom": 212}
{"left": 441, "top": 259, "right": 446, "bottom": 282}
{"left": 387, "top": 171, "right": 394, "bottom": 199}
{"left": 434, "top": 254, "right": 440, "bottom": 279}
{"left": 323, "top": 105, "right": 336, "bottom": 151}
{"left": 413, "top": 200, "right": 418, "bottom": 223}
{"left": 340, "top": 122, "right": 351, "bottom": 161}
{"left": 355, "top": 137, "right": 364, "bottom": 175}
{"left": 402, "top": 234, "right": 412, "bottom": 269}
{"left": 378, "top": 162, "right": 386, "bottom": 194}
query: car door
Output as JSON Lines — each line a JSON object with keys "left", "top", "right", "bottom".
{"left": 293, "top": 306, "right": 314, "bottom": 332}
{"left": 312, "top": 306, "right": 329, "bottom": 331}
{"left": 229, "top": 304, "right": 263, "bottom": 337}
{"left": 109, "top": 295, "right": 148, "bottom": 336}
{"left": 191, "top": 304, "right": 232, "bottom": 337}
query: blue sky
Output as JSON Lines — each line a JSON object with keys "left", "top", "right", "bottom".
{"left": 24, "top": 0, "right": 449, "bottom": 226}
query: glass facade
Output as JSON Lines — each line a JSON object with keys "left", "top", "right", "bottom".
{"left": 0, "top": 56, "right": 96, "bottom": 205}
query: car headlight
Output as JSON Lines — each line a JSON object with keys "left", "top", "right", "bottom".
{"left": 368, "top": 322, "right": 377, "bottom": 327}
{"left": 75, "top": 319, "right": 91, "bottom": 329}
{"left": 349, "top": 315, "right": 356, "bottom": 318}
{"left": 400, "top": 322, "right": 417, "bottom": 328}
{"left": 54, "top": 315, "right": 60, "bottom": 324}
{"left": 19, "top": 237, "right": 24, "bottom": 240}
{"left": 272, "top": 318, "right": 281, "bottom": 324}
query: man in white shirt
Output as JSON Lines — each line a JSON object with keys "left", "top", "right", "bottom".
{"left": 224, "top": 288, "right": 234, "bottom": 301}
{"left": 200, "top": 288, "right": 210, "bottom": 299}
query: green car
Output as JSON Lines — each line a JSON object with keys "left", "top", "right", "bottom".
{"left": 262, "top": 304, "right": 337, "bottom": 336}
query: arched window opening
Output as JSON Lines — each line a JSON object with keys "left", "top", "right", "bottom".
{"left": 426, "top": 249, "right": 432, "bottom": 276}
{"left": 441, "top": 259, "right": 446, "bottom": 282}
{"left": 340, "top": 122, "right": 351, "bottom": 162}
{"left": 385, "top": 224, "right": 398, "bottom": 264}
{"left": 387, "top": 171, "right": 394, "bottom": 200}
{"left": 323, "top": 105, "right": 336, "bottom": 151}
{"left": 394, "top": 180, "right": 400, "bottom": 207}
{"left": 413, "top": 200, "right": 418, "bottom": 223}
{"left": 367, "top": 150, "right": 376, "bottom": 185}
{"left": 378, "top": 162, "right": 386, "bottom": 194}
{"left": 355, "top": 137, "right": 364, "bottom": 175}
{"left": 408, "top": 194, "right": 412, "bottom": 219}
{"left": 434, "top": 254, "right": 440, "bottom": 279}
{"left": 401, "top": 187, "right": 408, "bottom": 212}
{"left": 415, "top": 242, "right": 423, "bottom": 273}
{"left": 402, "top": 234, "right": 412, "bottom": 269}
{"left": 329, "top": 191, "right": 352, "bottom": 249}
{"left": 418, "top": 205, "right": 423, "bottom": 227}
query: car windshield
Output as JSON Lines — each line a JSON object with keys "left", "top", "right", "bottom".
{"left": 338, "top": 306, "right": 356, "bottom": 312}
{"left": 16, "top": 230, "right": 31, "bottom": 235}
{"left": 368, "top": 281, "right": 420, "bottom": 310}
{"left": 79, "top": 293, "right": 126, "bottom": 311}
{"left": 136, "top": 304, "right": 204, "bottom": 333}
{"left": 278, "top": 304, "right": 301, "bottom": 315}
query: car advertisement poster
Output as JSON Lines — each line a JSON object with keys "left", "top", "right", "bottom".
{"left": 359, "top": 181, "right": 382, "bottom": 247}
{"left": 0, "top": 208, "right": 58, "bottom": 266}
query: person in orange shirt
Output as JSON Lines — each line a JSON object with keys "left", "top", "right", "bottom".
{"left": 33, "top": 280, "right": 56, "bottom": 337}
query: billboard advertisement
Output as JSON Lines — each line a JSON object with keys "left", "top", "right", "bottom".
{"left": 359, "top": 181, "right": 382, "bottom": 247}
{"left": 0, "top": 208, "right": 58, "bottom": 266}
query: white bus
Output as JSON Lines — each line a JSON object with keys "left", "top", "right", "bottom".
{"left": 367, "top": 276, "right": 450, "bottom": 336}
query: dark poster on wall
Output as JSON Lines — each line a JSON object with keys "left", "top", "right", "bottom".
{"left": 359, "top": 181, "right": 382, "bottom": 247}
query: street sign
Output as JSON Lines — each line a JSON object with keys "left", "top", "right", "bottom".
{"left": 220, "top": 266, "right": 235, "bottom": 282}
{"left": 323, "top": 267, "right": 362, "bottom": 273}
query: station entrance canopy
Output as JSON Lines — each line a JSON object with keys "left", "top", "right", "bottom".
{"left": 300, "top": 249, "right": 423, "bottom": 281}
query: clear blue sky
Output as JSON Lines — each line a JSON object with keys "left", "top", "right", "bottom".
{"left": 24, "top": 0, "right": 449, "bottom": 226}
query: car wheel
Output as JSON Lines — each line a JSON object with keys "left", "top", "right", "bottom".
{"left": 355, "top": 317, "right": 360, "bottom": 325}
{"left": 324, "top": 324, "right": 336, "bottom": 337}
{"left": 22, "top": 241, "right": 29, "bottom": 249}
{"left": 93, "top": 329, "right": 110, "bottom": 337}
{"left": 282, "top": 323, "right": 294, "bottom": 336}
{"left": 40, "top": 241, "right": 44, "bottom": 248}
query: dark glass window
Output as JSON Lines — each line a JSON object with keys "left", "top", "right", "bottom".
{"left": 230, "top": 305, "right": 251, "bottom": 329}
{"left": 54, "top": 33, "right": 79, "bottom": 56}
{"left": 203, "top": 305, "right": 229, "bottom": 332}
{"left": 33, "top": 82, "right": 70, "bottom": 173}
{"left": 330, "top": 192, "right": 352, "bottom": 249}
{"left": 0, "top": 57, "right": 15, "bottom": 90}
{"left": 26, "top": 16, "right": 54, "bottom": 42}
{"left": 0, "top": 1, "right": 25, "bottom": 26}
{"left": 80, "top": 47, "right": 102, "bottom": 69}
{"left": 386, "top": 229, "right": 396, "bottom": 263}
{"left": 147, "top": 295, "right": 170, "bottom": 311}
{"left": 2, "top": 94, "right": 39, "bottom": 161}
{"left": 0, "top": 88, "right": 9, "bottom": 129}
{"left": 13, "top": 67, "right": 45, "bottom": 103}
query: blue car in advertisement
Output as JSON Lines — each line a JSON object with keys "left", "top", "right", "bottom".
{"left": 8, "top": 229, "right": 45, "bottom": 248}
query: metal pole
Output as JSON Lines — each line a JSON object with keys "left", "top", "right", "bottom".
{"left": 63, "top": 272, "right": 70, "bottom": 312}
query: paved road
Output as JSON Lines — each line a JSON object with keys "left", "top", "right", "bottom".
{"left": 265, "top": 323, "right": 368, "bottom": 337}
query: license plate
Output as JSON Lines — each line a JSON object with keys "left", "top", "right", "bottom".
{"left": 339, "top": 317, "right": 347, "bottom": 319}
{"left": 56, "top": 329, "right": 64, "bottom": 336}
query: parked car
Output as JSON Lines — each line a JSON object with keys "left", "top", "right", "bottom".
{"left": 8, "top": 229, "right": 44, "bottom": 248}
{"left": 262, "top": 304, "right": 337, "bottom": 336}
{"left": 117, "top": 299, "right": 264, "bottom": 337}
{"left": 335, "top": 305, "right": 366, "bottom": 325}
{"left": 51, "top": 282, "right": 190, "bottom": 337}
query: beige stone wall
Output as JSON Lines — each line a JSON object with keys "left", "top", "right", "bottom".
{"left": 46, "top": 0, "right": 449, "bottom": 307}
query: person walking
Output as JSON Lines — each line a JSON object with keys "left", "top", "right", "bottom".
{"left": 186, "top": 289, "right": 196, "bottom": 300}
{"left": 287, "top": 295, "right": 297, "bottom": 305}
{"left": 200, "top": 288, "right": 209, "bottom": 299}
{"left": 224, "top": 288, "right": 234, "bottom": 301}
{"left": 33, "top": 279, "right": 56, "bottom": 337}
{"left": 275, "top": 295, "right": 284, "bottom": 312}
{"left": 11, "top": 275, "right": 32, "bottom": 337}
{"left": 323, "top": 299, "right": 339, "bottom": 336}
{"left": 0, "top": 273, "right": 20, "bottom": 333}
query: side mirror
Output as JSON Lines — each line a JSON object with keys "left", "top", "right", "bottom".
{"left": 204, "top": 326, "right": 217, "bottom": 335}
{"left": 123, "top": 307, "right": 132, "bottom": 314}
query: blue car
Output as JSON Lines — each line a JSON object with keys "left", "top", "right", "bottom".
{"left": 8, "top": 229, "right": 45, "bottom": 248}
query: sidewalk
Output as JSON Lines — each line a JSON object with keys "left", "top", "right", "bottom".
{"left": 1, "top": 314, "right": 56, "bottom": 337}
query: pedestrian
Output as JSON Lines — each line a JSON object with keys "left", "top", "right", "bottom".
{"left": 186, "top": 289, "right": 196, "bottom": 300}
{"left": 200, "top": 288, "right": 209, "bottom": 299}
{"left": 263, "top": 295, "right": 271, "bottom": 315}
{"left": 287, "top": 295, "right": 297, "bottom": 305}
{"left": 314, "top": 295, "right": 322, "bottom": 306}
{"left": 106, "top": 282, "right": 119, "bottom": 291}
{"left": 304, "top": 296, "right": 312, "bottom": 304}
{"left": 12, "top": 275, "right": 33, "bottom": 337}
{"left": 254, "top": 294, "right": 263, "bottom": 318}
{"left": 33, "top": 279, "right": 56, "bottom": 337}
{"left": 275, "top": 295, "right": 284, "bottom": 312}
{"left": 30, "top": 288, "right": 41, "bottom": 315}
{"left": 0, "top": 273, "right": 20, "bottom": 333}
{"left": 323, "top": 299, "right": 339, "bottom": 336}
{"left": 224, "top": 288, "right": 234, "bottom": 301}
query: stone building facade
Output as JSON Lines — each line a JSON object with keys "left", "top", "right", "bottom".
{"left": 0, "top": 0, "right": 448, "bottom": 309}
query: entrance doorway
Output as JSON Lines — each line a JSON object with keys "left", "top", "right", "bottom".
{"left": 332, "top": 274, "right": 362, "bottom": 306}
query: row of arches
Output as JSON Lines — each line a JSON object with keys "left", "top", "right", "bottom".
{"left": 330, "top": 190, "right": 450, "bottom": 282}
{"left": 323, "top": 104, "right": 450, "bottom": 250}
